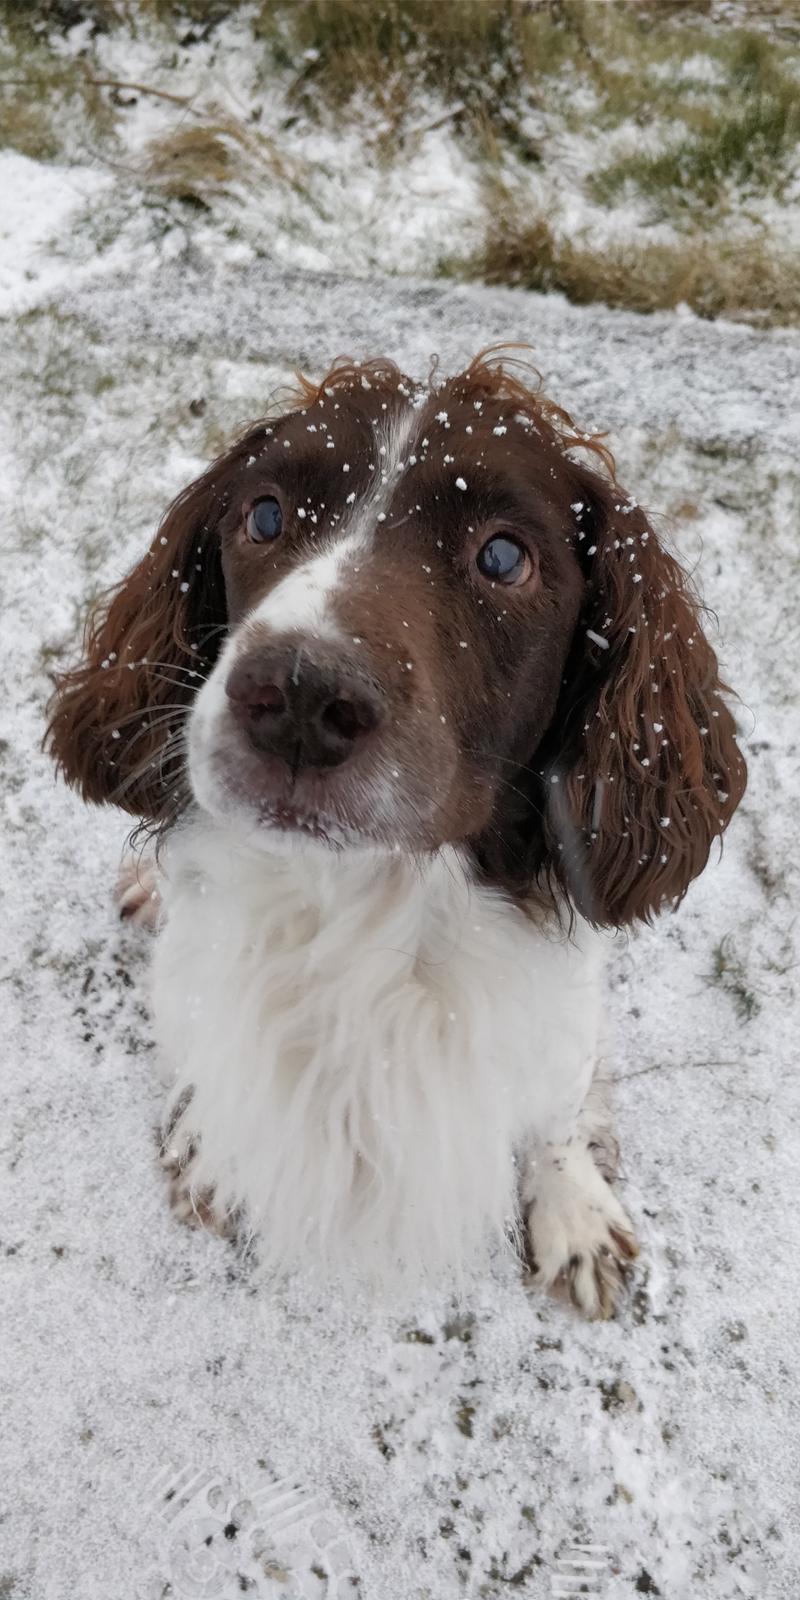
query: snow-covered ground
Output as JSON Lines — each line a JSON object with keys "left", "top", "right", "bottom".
{"left": 2, "top": 102, "right": 800, "bottom": 1600}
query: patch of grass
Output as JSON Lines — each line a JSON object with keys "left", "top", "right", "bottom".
{"left": 0, "top": 0, "right": 229, "bottom": 30}
{"left": 0, "top": 40, "right": 116, "bottom": 162}
{"left": 266, "top": 1, "right": 775, "bottom": 170}
{"left": 706, "top": 936, "right": 761, "bottom": 1022}
{"left": 266, "top": 0, "right": 572, "bottom": 104}
{"left": 455, "top": 202, "right": 800, "bottom": 325}
{"left": 592, "top": 30, "right": 800, "bottom": 209}
{"left": 252, "top": 0, "right": 582, "bottom": 161}
{"left": 266, "top": 1, "right": 799, "bottom": 166}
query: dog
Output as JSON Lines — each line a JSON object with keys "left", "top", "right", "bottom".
{"left": 47, "top": 351, "right": 746, "bottom": 1316}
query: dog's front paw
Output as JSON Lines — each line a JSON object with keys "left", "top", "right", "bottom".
{"left": 115, "top": 856, "right": 162, "bottom": 930}
{"left": 526, "top": 1144, "right": 639, "bottom": 1320}
{"left": 158, "top": 1102, "right": 238, "bottom": 1241}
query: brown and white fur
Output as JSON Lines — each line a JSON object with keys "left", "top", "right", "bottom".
{"left": 47, "top": 352, "right": 745, "bottom": 1317}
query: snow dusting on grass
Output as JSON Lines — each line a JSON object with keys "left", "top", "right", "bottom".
{"left": 1, "top": 3, "right": 799, "bottom": 320}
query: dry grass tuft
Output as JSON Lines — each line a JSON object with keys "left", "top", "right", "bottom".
{"left": 459, "top": 205, "right": 800, "bottom": 326}
{"left": 141, "top": 116, "right": 290, "bottom": 208}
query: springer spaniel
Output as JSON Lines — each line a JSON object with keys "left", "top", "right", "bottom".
{"left": 47, "top": 352, "right": 745, "bottom": 1317}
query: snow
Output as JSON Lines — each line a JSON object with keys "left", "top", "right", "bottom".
{"left": 1, "top": 25, "right": 800, "bottom": 1593}
{"left": 0, "top": 151, "right": 111, "bottom": 316}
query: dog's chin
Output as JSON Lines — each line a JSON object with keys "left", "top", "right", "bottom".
{"left": 251, "top": 802, "right": 369, "bottom": 854}
{"left": 189, "top": 749, "right": 392, "bottom": 857}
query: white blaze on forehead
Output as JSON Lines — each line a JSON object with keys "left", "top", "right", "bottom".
{"left": 251, "top": 402, "right": 420, "bottom": 640}
{"left": 251, "top": 532, "right": 364, "bottom": 639}
{"left": 343, "top": 404, "right": 420, "bottom": 543}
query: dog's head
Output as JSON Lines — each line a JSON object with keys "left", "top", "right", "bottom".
{"left": 47, "top": 352, "right": 746, "bottom": 925}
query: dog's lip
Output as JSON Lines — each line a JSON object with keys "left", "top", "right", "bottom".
{"left": 255, "top": 801, "right": 357, "bottom": 847}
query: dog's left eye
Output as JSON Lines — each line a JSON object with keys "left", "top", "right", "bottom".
{"left": 476, "top": 536, "right": 530, "bottom": 585}
{"left": 246, "top": 497, "right": 283, "bottom": 542}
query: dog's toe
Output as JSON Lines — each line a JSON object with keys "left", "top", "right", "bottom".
{"left": 565, "top": 1228, "right": 639, "bottom": 1320}
{"left": 115, "top": 857, "right": 161, "bottom": 930}
{"left": 159, "top": 1128, "right": 238, "bottom": 1241}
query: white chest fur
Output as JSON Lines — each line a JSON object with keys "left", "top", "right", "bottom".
{"left": 151, "top": 820, "right": 605, "bottom": 1280}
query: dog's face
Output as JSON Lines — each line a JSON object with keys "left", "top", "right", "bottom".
{"left": 189, "top": 375, "right": 584, "bottom": 853}
{"left": 48, "top": 354, "right": 746, "bottom": 925}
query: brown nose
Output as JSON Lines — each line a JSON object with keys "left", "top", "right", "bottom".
{"left": 225, "top": 647, "right": 386, "bottom": 773}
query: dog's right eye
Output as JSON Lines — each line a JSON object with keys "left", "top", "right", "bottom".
{"left": 246, "top": 497, "right": 283, "bottom": 542}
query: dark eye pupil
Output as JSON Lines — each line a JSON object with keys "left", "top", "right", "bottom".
{"left": 477, "top": 536, "right": 525, "bottom": 582}
{"left": 249, "top": 497, "right": 282, "bottom": 540}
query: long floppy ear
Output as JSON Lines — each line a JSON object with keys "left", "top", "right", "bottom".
{"left": 535, "top": 471, "right": 747, "bottom": 927}
{"left": 46, "top": 431, "right": 261, "bottom": 823}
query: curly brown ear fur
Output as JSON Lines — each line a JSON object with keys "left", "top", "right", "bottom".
{"left": 534, "top": 471, "right": 747, "bottom": 926}
{"left": 46, "top": 432, "right": 261, "bottom": 822}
